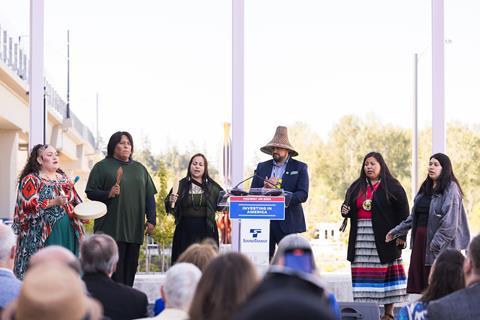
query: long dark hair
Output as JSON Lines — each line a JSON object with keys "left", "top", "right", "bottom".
{"left": 18, "top": 144, "right": 46, "bottom": 182}
{"left": 185, "top": 153, "right": 212, "bottom": 191}
{"left": 348, "top": 152, "right": 400, "bottom": 204}
{"left": 418, "top": 153, "right": 463, "bottom": 196}
{"left": 18, "top": 144, "right": 66, "bottom": 182}
{"left": 106, "top": 131, "right": 134, "bottom": 160}
{"left": 420, "top": 249, "right": 465, "bottom": 302}
{"left": 189, "top": 252, "right": 258, "bottom": 320}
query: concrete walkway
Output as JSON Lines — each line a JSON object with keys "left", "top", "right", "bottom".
{"left": 134, "top": 272, "right": 354, "bottom": 303}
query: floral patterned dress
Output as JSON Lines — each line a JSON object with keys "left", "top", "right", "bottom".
{"left": 12, "top": 173, "right": 84, "bottom": 279}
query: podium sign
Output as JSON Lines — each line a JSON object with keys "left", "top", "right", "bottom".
{"left": 229, "top": 196, "right": 285, "bottom": 220}
{"left": 229, "top": 195, "right": 285, "bottom": 266}
{"left": 239, "top": 219, "right": 270, "bottom": 265}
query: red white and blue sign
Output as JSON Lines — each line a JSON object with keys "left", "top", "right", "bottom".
{"left": 229, "top": 196, "right": 285, "bottom": 220}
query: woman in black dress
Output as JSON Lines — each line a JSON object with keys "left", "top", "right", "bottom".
{"left": 165, "top": 153, "right": 224, "bottom": 263}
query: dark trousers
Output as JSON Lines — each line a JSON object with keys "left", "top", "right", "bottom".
{"left": 269, "top": 221, "right": 288, "bottom": 260}
{"left": 112, "top": 241, "right": 140, "bottom": 287}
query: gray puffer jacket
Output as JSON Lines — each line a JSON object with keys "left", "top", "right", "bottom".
{"left": 390, "top": 182, "right": 470, "bottom": 265}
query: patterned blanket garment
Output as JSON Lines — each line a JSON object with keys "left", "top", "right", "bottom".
{"left": 12, "top": 173, "right": 84, "bottom": 279}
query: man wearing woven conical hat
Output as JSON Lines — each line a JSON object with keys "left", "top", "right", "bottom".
{"left": 251, "top": 126, "right": 309, "bottom": 259}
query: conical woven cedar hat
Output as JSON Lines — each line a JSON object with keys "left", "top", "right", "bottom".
{"left": 260, "top": 126, "right": 298, "bottom": 157}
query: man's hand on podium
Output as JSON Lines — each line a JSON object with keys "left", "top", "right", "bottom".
{"left": 264, "top": 176, "right": 280, "bottom": 188}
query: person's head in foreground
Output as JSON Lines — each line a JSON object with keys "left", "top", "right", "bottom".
{"left": 420, "top": 249, "right": 465, "bottom": 302}
{"left": 2, "top": 262, "right": 102, "bottom": 320}
{"left": 162, "top": 262, "right": 202, "bottom": 311}
{"left": 189, "top": 252, "right": 258, "bottom": 320}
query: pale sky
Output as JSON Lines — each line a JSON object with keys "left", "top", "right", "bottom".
{"left": 1, "top": 0, "right": 479, "bottom": 170}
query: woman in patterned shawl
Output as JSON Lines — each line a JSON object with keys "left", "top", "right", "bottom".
{"left": 13, "top": 144, "right": 84, "bottom": 279}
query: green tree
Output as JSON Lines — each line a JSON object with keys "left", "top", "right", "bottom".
{"left": 288, "top": 122, "right": 329, "bottom": 228}
{"left": 308, "top": 115, "right": 412, "bottom": 228}
{"left": 152, "top": 160, "right": 175, "bottom": 249}
{"left": 135, "top": 137, "right": 160, "bottom": 171}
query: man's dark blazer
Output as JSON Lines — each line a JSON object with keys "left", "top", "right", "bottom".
{"left": 427, "top": 283, "right": 480, "bottom": 320}
{"left": 83, "top": 272, "right": 148, "bottom": 320}
{"left": 251, "top": 157, "right": 309, "bottom": 234}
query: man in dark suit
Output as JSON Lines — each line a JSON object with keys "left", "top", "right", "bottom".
{"left": 251, "top": 126, "right": 309, "bottom": 258}
{"left": 80, "top": 233, "right": 148, "bottom": 320}
{"left": 428, "top": 233, "right": 480, "bottom": 320}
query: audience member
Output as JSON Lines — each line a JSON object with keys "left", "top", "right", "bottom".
{"left": 427, "top": 234, "right": 480, "bottom": 319}
{"left": 1, "top": 262, "right": 102, "bottom": 320}
{"left": 28, "top": 245, "right": 81, "bottom": 274}
{"left": 271, "top": 234, "right": 340, "bottom": 319}
{"left": 232, "top": 287, "right": 336, "bottom": 320}
{"left": 176, "top": 243, "right": 217, "bottom": 272}
{"left": 153, "top": 243, "right": 216, "bottom": 316}
{"left": 234, "top": 234, "right": 338, "bottom": 320}
{"left": 80, "top": 234, "right": 148, "bottom": 320}
{"left": 200, "top": 237, "right": 219, "bottom": 253}
{"left": 189, "top": 252, "right": 258, "bottom": 320}
{"left": 0, "top": 223, "right": 21, "bottom": 310}
{"left": 137, "top": 263, "right": 201, "bottom": 320}
{"left": 397, "top": 249, "right": 465, "bottom": 319}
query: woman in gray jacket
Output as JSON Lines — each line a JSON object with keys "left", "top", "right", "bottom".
{"left": 386, "top": 153, "right": 470, "bottom": 294}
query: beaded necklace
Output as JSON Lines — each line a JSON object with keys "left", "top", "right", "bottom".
{"left": 190, "top": 183, "right": 204, "bottom": 210}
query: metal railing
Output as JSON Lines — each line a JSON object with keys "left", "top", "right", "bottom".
{"left": 1, "top": 22, "right": 96, "bottom": 149}
{"left": 45, "top": 81, "right": 96, "bottom": 148}
{"left": 0, "top": 24, "right": 27, "bottom": 80}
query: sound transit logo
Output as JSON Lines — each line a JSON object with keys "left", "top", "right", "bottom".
{"left": 250, "top": 229, "right": 262, "bottom": 238}
{"left": 242, "top": 228, "right": 268, "bottom": 244}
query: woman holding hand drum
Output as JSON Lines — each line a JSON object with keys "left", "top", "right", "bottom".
{"left": 13, "top": 144, "right": 84, "bottom": 279}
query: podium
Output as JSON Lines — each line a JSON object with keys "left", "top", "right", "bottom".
{"left": 225, "top": 188, "right": 287, "bottom": 266}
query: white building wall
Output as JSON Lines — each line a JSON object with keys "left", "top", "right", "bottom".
{"left": 0, "top": 130, "right": 19, "bottom": 218}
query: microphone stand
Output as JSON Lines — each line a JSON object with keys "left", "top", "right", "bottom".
{"left": 230, "top": 173, "right": 283, "bottom": 196}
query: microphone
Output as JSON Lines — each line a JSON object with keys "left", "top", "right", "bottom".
{"left": 64, "top": 176, "right": 80, "bottom": 203}
{"left": 230, "top": 173, "right": 283, "bottom": 196}
{"left": 231, "top": 175, "right": 256, "bottom": 190}
{"left": 230, "top": 175, "right": 253, "bottom": 196}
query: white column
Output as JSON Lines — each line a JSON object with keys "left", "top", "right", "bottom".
{"left": 231, "top": 0, "right": 244, "bottom": 252}
{"left": 29, "top": 0, "right": 45, "bottom": 149}
{"left": 432, "top": 0, "right": 446, "bottom": 153}
{"left": 412, "top": 54, "right": 418, "bottom": 198}
{"left": 0, "top": 131, "right": 19, "bottom": 219}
